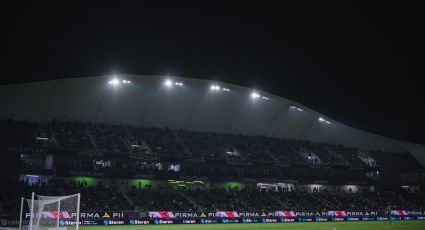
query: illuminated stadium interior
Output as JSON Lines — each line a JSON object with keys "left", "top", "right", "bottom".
{"left": 0, "top": 75, "right": 424, "bottom": 228}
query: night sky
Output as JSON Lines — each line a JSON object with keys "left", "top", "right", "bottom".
{"left": 1, "top": 2, "right": 424, "bottom": 144}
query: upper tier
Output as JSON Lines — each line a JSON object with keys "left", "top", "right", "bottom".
{"left": 0, "top": 75, "right": 424, "bottom": 166}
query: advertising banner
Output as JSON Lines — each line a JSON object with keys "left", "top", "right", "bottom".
{"left": 1, "top": 210, "right": 424, "bottom": 227}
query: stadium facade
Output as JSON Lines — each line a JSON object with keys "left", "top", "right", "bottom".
{"left": 1, "top": 74, "right": 424, "bottom": 166}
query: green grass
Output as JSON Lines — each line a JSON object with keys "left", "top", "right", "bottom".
{"left": 80, "top": 220, "right": 425, "bottom": 230}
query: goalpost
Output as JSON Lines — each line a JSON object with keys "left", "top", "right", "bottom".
{"left": 20, "top": 193, "right": 80, "bottom": 230}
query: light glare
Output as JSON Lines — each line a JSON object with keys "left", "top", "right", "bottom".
{"left": 164, "top": 79, "right": 173, "bottom": 87}
{"left": 108, "top": 78, "right": 120, "bottom": 86}
{"left": 210, "top": 85, "right": 221, "bottom": 91}
{"left": 251, "top": 92, "right": 260, "bottom": 99}
{"left": 318, "top": 117, "right": 331, "bottom": 124}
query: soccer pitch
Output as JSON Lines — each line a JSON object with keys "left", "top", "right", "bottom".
{"left": 80, "top": 221, "right": 425, "bottom": 230}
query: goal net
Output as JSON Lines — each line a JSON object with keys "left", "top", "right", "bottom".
{"left": 20, "top": 193, "right": 80, "bottom": 230}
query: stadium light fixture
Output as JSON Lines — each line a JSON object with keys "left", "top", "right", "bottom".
{"left": 210, "top": 84, "right": 221, "bottom": 91}
{"left": 290, "top": 105, "right": 303, "bottom": 111}
{"left": 108, "top": 78, "right": 120, "bottom": 86}
{"left": 251, "top": 91, "right": 269, "bottom": 100}
{"left": 211, "top": 85, "right": 230, "bottom": 92}
{"left": 251, "top": 92, "right": 260, "bottom": 99}
{"left": 108, "top": 77, "right": 131, "bottom": 86}
{"left": 164, "top": 79, "right": 173, "bottom": 87}
{"left": 318, "top": 117, "right": 331, "bottom": 124}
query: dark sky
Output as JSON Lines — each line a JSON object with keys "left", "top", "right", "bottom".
{"left": 1, "top": 1, "right": 424, "bottom": 144}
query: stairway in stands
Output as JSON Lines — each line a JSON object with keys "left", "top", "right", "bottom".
{"left": 177, "top": 190, "right": 203, "bottom": 212}
{"left": 115, "top": 182, "right": 134, "bottom": 208}
{"left": 172, "top": 130, "right": 193, "bottom": 159}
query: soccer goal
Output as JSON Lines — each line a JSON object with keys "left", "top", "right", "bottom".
{"left": 19, "top": 193, "right": 80, "bottom": 230}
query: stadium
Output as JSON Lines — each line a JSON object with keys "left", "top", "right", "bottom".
{"left": 0, "top": 75, "right": 424, "bottom": 230}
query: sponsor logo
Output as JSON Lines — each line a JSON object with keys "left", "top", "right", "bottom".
{"left": 347, "top": 217, "right": 360, "bottom": 221}
{"left": 129, "top": 219, "right": 149, "bottom": 225}
{"left": 242, "top": 218, "right": 258, "bottom": 223}
{"left": 295, "top": 212, "right": 314, "bottom": 217}
{"left": 316, "top": 217, "right": 328, "bottom": 222}
{"left": 298, "top": 218, "right": 313, "bottom": 222}
{"left": 154, "top": 219, "right": 173, "bottom": 224}
{"left": 239, "top": 212, "right": 261, "bottom": 218}
{"left": 83, "top": 220, "right": 98, "bottom": 225}
{"left": 181, "top": 219, "right": 196, "bottom": 224}
{"left": 103, "top": 220, "right": 124, "bottom": 225}
{"left": 261, "top": 218, "right": 277, "bottom": 223}
{"left": 200, "top": 219, "right": 217, "bottom": 224}
{"left": 221, "top": 219, "right": 239, "bottom": 223}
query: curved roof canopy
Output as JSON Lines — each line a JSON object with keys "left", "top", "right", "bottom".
{"left": 1, "top": 75, "right": 424, "bottom": 166}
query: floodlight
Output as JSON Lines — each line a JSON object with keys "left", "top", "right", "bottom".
{"left": 164, "top": 79, "right": 173, "bottom": 87}
{"left": 251, "top": 92, "right": 260, "bottom": 99}
{"left": 211, "top": 85, "right": 221, "bottom": 91}
{"left": 318, "top": 117, "right": 325, "bottom": 122}
{"left": 108, "top": 78, "right": 120, "bottom": 86}
{"left": 262, "top": 96, "right": 269, "bottom": 100}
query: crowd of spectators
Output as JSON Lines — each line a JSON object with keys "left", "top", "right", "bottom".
{"left": 3, "top": 119, "right": 420, "bottom": 171}
{"left": 1, "top": 118, "right": 424, "bottom": 216}
{"left": 1, "top": 177, "right": 424, "bottom": 213}
{"left": 89, "top": 123, "right": 128, "bottom": 153}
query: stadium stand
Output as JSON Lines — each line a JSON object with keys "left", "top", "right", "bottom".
{"left": 1, "top": 177, "right": 424, "bottom": 213}
{"left": 1, "top": 119, "right": 405, "bottom": 169}
{"left": 0, "top": 119, "right": 424, "bottom": 214}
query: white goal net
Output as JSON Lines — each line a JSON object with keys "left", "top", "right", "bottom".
{"left": 20, "top": 193, "right": 80, "bottom": 230}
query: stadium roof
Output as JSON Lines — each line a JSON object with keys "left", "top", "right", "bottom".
{"left": 1, "top": 75, "right": 424, "bottom": 166}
